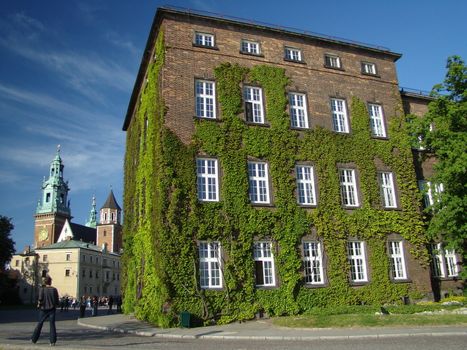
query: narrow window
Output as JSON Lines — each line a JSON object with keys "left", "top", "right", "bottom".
{"left": 82, "top": 269, "right": 85, "bottom": 278}
{"left": 46, "top": 193, "right": 51, "bottom": 203}
{"left": 445, "top": 249, "right": 459, "bottom": 277}
{"left": 389, "top": 241, "right": 407, "bottom": 280}
{"left": 111, "top": 213, "right": 114, "bottom": 221}
{"left": 347, "top": 241, "right": 368, "bottom": 282}
{"left": 296, "top": 165, "right": 316, "bottom": 205}
{"left": 254, "top": 242, "right": 276, "bottom": 286}
{"left": 289, "top": 93, "right": 309, "bottom": 128}
{"left": 325, "top": 54, "right": 341, "bottom": 68}
{"left": 194, "top": 32, "right": 214, "bottom": 47}
{"left": 303, "top": 241, "right": 324, "bottom": 285}
{"left": 89, "top": 270, "right": 93, "bottom": 278}
{"left": 339, "top": 169, "right": 359, "bottom": 207}
{"left": 285, "top": 47, "right": 302, "bottom": 62}
{"left": 199, "top": 241, "right": 222, "bottom": 289}
{"left": 330, "top": 98, "right": 349, "bottom": 133}
{"left": 241, "top": 40, "right": 260, "bottom": 55}
{"left": 248, "top": 161, "right": 270, "bottom": 204}
{"left": 42, "top": 270, "right": 47, "bottom": 277}
{"left": 369, "top": 104, "right": 386, "bottom": 137}
{"left": 362, "top": 62, "right": 377, "bottom": 75}
{"left": 42, "top": 255, "right": 48, "bottom": 262}
{"left": 244, "top": 86, "right": 264, "bottom": 123}
{"left": 66, "top": 253, "right": 71, "bottom": 261}
{"left": 15, "top": 260, "right": 19, "bottom": 267}
{"left": 196, "top": 158, "right": 219, "bottom": 202}
{"left": 379, "top": 172, "right": 397, "bottom": 208}
{"left": 65, "top": 269, "right": 70, "bottom": 277}
{"left": 195, "top": 80, "right": 216, "bottom": 119}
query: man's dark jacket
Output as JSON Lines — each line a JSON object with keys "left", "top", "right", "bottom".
{"left": 38, "top": 286, "right": 59, "bottom": 310}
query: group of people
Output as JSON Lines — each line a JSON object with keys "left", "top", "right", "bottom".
{"left": 31, "top": 275, "right": 123, "bottom": 346}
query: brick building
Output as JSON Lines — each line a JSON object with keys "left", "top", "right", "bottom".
{"left": 122, "top": 7, "right": 453, "bottom": 325}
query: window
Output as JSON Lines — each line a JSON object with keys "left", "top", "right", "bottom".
{"left": 42, "top": 255, "right": 48, "bottom": 262}
{"left": 430, "top": 243, "right": 459, "bottom": 278}
{"left": 194, "top": 32, "right": 214, "bottom": 47}
{"left": 418, "top": 181, "right": 444, "bottom": 208}
{"left": 89, "top": 270, "right": 92, "bottom": 278}
{"left": 362, "top": 62, "right": 377, "bottom": 75}
{"left": 325, "top": 54, "right": 341, "bottom": 69}
{"left": 248, "top": 161, "right": 270, "bottom": 204}
{"left": 347, "top": 241, "right": 368, "bottom": 283}
{"left": 65, "top": 269, "right": 70, "bottom": 277}
{"left": 289, "top": 93, "right": 309, "bottom": 129}
{"left": 244, "top": 86, "right": 264, "bottom": 123}
{"left": 379, "top": 172, "right": 397, "bottom": 208}
{"left": 82, "top": 269, "right": 85, "bottom": 278}
{"left": 196, "top": 158, "right": 219, "bottom": 201}
{"left": 254, "top": 242, "right": 276, "bottom": 286}
{"left": 303, "top": 241, "right": 324, "bottom": 285}
{"left": 46, "top": 193, "right": 51, "bottom": 202}
{"left": 339, "top": 169, "right": 359, "bottom": 207}
{"left": 296, "top": 165, "right": 317, "bottom": 205}
{"left": 368, "top": 104, "right": 386, "bottom": 137}
{"left": 285, "top": 47, "right": 302, "bottom": 62}
{"left": 195, "top": 80, "right": 216, "bottom": 119}
{"left": 42, "top": 270, "right": 47, "bottom": 278}
{"left": 103, "top": 230, "right": 107, "bottom": 237}
{"left": 66, "top": 253, "right": 71, "bottom": 261}
{"left": 25, "top": 258, "right": 30, "bottom": 266}
{"left": 15, "top": 260, "right": 19, "bottom": 267}
{"left": 241, "top": 40, "right": 260, "bottom": 55}
{"left": 199, "top": 241, "right": 222, "bottom": 289}
{"left": 388, "top": 241, "right": 407, "bottom": 280}
{"left": 330, "top": 98, "right": 349, "bottom": 133}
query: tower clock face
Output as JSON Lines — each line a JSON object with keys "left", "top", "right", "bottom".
{"left": 39, "top": 229, "right": 49, "bottom": 241}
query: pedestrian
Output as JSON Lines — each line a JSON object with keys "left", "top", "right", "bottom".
{"left": 116, "top": 295, "right": 122, "bottom": 313}
{"left": 91, "top": 295, "right": 98, "bottom": 317}
{"left": 31, "top": 276, "right": 59, "bottom": 346}
{"left": 79, "top": 296, "right": 86, "bottom": 318}
{"left": 107, "top": 295, "right": 114, "bottom": 314}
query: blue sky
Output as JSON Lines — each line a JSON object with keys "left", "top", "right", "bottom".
{"left": 1, "top": 0, "right": 466, "bottom": 253}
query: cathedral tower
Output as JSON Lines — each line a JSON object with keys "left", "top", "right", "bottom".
{"left": 34, "top": 146, "right": 71, "bottom": 248}
{"left": 97, "top": 189, "right": 122, "bottom": 253}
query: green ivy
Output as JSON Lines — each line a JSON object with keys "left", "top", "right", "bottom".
{"left": 123, "top": 39, "right": 430, "bottom": 326}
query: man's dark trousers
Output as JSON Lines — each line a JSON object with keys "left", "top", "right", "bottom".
{"left": 31, "top": 308, "right": 57, "bottom": 344}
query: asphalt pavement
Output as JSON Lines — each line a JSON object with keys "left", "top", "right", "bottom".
{"left": 77, "top": 311, "right": 467, "bottom": 341}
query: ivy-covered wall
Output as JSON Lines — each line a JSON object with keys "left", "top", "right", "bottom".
{"left": 122, "top": 33, "right": 430, "bottom": 327}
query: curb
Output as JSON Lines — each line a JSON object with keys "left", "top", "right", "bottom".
{"left": 77, "top": 319, "right": 467, "bottom": 341}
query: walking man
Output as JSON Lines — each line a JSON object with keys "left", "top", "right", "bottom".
{"left": 31, "top": 276, "right": 59, "bottom": 346}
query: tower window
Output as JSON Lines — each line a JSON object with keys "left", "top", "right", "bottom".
{"left": 104, "top": 230, "right": 107, "bottom": 237}
{"left": 46, "top": 193, "right": 51, "bottom": 203}
{"left": 60, "top": 194, "right": 64, "bottom": 203}
{"left": 111, "top": 213, "right": 114, "bottom": 221}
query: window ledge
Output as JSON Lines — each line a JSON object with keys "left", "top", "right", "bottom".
{"left": 239, "top": 51, "right": 264, "bottom": 58}
{"left": 245, "top": 121, "right": 270, "bottom": 128}
{"left": 291, "top": 126, "right": 311, "bottom": 131}
{"left": 284, "top": 58, "right": 306, "bottom": 65}
{"left": 372, "top": 135, "right": 389, "bottom": 141}
{"left": 324, "top": 65, "right": 345, "bottom": 71}
{"left": 362, "top": 72, "right": 381, "bottom": 78}
{"left": 303, "top": 283, "right": 327, "bottom": 289}
{"left": 255, "top": 285, "right": 278, "bottom": 290}
{"left": 192, "top": 44, "right": 219, "bottom": 51}
{"left": 193, "top": 116, "right": 221, "bottom": 123}
{"left": 350, "top": 281, "right": 369, "bottom": 287}
{"left": 251, "top": 203, "right": 274, "bottom": 208}
{"left": 391, "top": 278, "right": 412, "bottom": 284}
{"left": 298, "top": 204, "right": 318, "bottom": 209}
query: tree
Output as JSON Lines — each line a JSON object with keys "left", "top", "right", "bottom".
{"left": 0, "top": 216, "right": 15, "bottom": 271}
{"left": 409, "top": 56, "right": 467, "bottom": 275}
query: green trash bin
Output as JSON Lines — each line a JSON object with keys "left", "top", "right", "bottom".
{"left": 180, "top": 311, "right": 191, "bottom": 328}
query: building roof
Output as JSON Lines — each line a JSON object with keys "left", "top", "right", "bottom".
{"left": 68, "top": 222, "right": 96, "bottom": 242}
{"left": 123, "top": 6, "right": 403, "bottom": 131}
{"left": 35, "top": 239, "right": 120, "bottom": 256}
{"left": 400, "top": 87, "right": 436, "bottom": 101}
{"left": 101, "top": 190, "right": 121, "bottom": 210}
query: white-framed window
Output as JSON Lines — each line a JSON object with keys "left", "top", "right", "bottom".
{"left": 289, "top": 93, "right": 309, "bottom": 128}
{"left": 369, "top": 104, "right": 386, "bottom": 137}
{"left": 388, "top": 241, "right": 407, "bottom": 280}
{"left": 339, "top": 169, "right": 359, "bottom": 207}
{"left": 418, "top": 180, "right": 444, "bottom": 208}
{"left": 194, "top": 32, "right": 214, "bottom": 47}
{"left": 330, "top": 98, "right": 349, "bottom": 133}
{"left": 196, "top": 158, "right": 219, "bottom": 201}
{"left": 296, "top": 165, "right": 317, "bottom": 205}
{"left": 362, "top": 62, "right": 376, "bottom": 75}
{"left": 254, "top": 241, "right": 276, "bottom": 286}
{"left": 285, "top": 47, "right": 302, "bottom": 62}
{"left": 347, "top": 241, "right": 368, "bottom": 283}
{"left": 325, "top": 54, "right": 341, "bottom": 68}
{"left": 379, "top": 172, "right": 397, "bottom": 208}
{"left": 195, "top": 80, "right": 216, "bottom": 119}
{"left": 241, "top": 40, "right": 260, "bottom": 55}
{"left": 244, "top": 86, "right": 264, "bottom": 123}
{"left": 430, "top": 243, "right": 459, "bottom": 278}
{"left": 248, "top": 161, "right": 270, "bottom": 204}
{"left": 303, "top": 241, "right": 324, "bottom": 285}
{"left": 199, "top": 241, "right": 222, "bottom": 289}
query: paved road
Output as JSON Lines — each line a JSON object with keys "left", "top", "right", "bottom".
{"left": 0, "top": 308, "right": 466, "bottom": 350}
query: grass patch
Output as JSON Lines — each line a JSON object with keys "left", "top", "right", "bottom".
{"left": 273, "top": 312, "right": 467, "bottom": 328}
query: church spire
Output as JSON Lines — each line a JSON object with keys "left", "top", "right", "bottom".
{"left": 85, "top": 195, "right": 97, "bottom": 228}
{"left": 36, "top": 145, "right": 71, "bottom": 216}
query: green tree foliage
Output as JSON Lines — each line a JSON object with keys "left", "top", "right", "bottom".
{"left": 0, "top": 216, "right": 15, "bottom": 271}
{"left": 409, "top": 56, "right": 467, "bottom": 273}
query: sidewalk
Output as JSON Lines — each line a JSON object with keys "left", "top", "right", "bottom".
{"left": 78, "top": 313, "right": 467, "bottom": 341}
